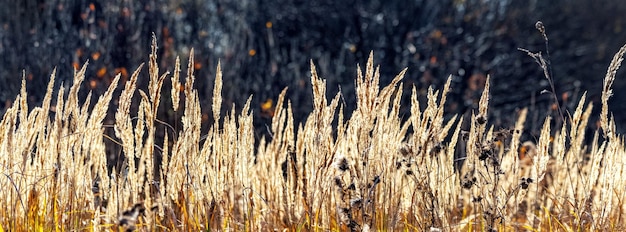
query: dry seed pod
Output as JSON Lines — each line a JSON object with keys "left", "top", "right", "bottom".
{"left": 399, "top": 143, "right": 413, "bottom": 156}
{"left": 519, "top": 141, "right": 537, "bottom": 166}
{"left": 118, "top": 202, "right": 146, "bottom": 231}
{"left": 461, "top": 130, "right": 470, "bottom": 141}
{"left": 476, "top": 115, "right": 487, "bottom": 124}
{"left": 333, "top": 154, "right": 349, "bottom": 172}
{"left": 535, "top": 21, "right": 545, "bottom": 35}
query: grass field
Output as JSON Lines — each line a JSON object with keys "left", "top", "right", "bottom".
{"left": 1, "top": 36, "right": 626, "bottom": 231}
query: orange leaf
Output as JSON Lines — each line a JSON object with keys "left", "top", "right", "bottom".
{"left": 115, "top": 67, "right": 128, "bottom": 77}
{"left": 430, "top": 29, "right": 442, "bottom": 39}
{"left": 261, "top": 99, "right": 273, "bottom": 111}
{"left": 562, "top": 92, "right": 570, "bottom": 102}
{"left": 97, "top": 67, "right": 107, "bottom": 78}
{"left": 430, "top": 56, "right": 437, "bottom": 65}
{"left": 92, "top": 51, "right": 101, "bottom": 60}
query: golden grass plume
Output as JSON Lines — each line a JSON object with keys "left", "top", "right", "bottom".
{"left": 1, "top": 37, "right": 626, "bottom": 231}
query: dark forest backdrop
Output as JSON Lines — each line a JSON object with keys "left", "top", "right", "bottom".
{"left": 2, "top": 0, "right": 626, "bottom": 141}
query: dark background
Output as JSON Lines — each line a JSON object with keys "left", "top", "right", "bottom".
{"left": 2, "top": 0, "right": 626, "bottom": 144}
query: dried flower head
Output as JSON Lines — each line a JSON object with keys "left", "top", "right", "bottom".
{"left": 333, "top": 153, "right": 350, "bottom": 172}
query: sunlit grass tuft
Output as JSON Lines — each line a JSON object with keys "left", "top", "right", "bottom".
{"left": 1, "top": 36, "right": 626, "bottom": 231}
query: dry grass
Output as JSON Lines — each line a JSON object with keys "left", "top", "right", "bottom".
{"left": 2, "top": 36, "right": 626, "bottom": 231}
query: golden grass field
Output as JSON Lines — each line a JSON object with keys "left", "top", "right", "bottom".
{"left": 2, "top": 36, "right": 626, "bottom": 231}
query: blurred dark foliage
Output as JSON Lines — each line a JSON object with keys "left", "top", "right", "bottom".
{"left": 2, "top": 0, "right": 626, "bottom": 150}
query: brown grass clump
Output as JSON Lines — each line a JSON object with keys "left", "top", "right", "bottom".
{"left": 2, "top": 36, "right": 626, "bottom": 231}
